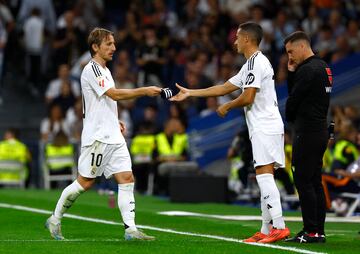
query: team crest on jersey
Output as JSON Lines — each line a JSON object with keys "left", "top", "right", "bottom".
{"left": 245, "top": 73, "right": 255, "bottom": 85}
{"left": 97, "top": 76, "right": 105, "bottom": 87}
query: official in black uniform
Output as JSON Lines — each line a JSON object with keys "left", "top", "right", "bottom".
{"left": 284, "top": 31, "right": 332, "bottom": 243}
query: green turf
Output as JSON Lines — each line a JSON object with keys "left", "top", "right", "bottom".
{"left": 0, "top": 189, "right": 359, "bottom": 254}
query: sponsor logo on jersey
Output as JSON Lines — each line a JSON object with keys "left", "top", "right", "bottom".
{"left": 245, "top": 73, "right": 255, "bottom": 85}
{"left": 325, "top": 67, "right": 332, "bottom": 93}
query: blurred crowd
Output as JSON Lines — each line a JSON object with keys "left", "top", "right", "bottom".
{"left": 0, "top": 0, "right": 359, "bottom": 209}
{"left": 0, "top": 0, "right": 358, "bottom": 144}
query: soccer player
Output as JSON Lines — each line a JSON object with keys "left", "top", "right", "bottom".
{"left": 171, "top": 22, "right": 290, "bottom": 243}
{"left": 45, "top": 28, "right": 161, "bottom": 241}
{"left": 284, "top": 31, "right": 331, "bottom": 243}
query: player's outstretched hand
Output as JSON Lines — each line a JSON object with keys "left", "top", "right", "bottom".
{"left": 146, "top": 86, "right": 162, "bottom": 97}
{"left": 216, "top": 104, "right": 230, "bottom": 118}
{"left": 169, "top": 83, "right": 190, "bottom": 102}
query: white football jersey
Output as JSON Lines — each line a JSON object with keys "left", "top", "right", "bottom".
{"left": 228, "top": 51, "right": 284, "bottom": 137}
{"left": 80, "top": 60, "right": 125, "bottom": 147}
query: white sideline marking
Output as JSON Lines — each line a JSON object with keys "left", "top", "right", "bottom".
{"left": 0, "top": 202, "right": 325, "bottom": 254}
{"left": 0, "top": 239, "right": 123, "bottom": 242}
{"left": 158, "top": 211, "right": 360, "bottom": 223}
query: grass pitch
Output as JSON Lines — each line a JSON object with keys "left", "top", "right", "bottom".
{"left": 0, "top": 189, "right": 359, "bottom": 254}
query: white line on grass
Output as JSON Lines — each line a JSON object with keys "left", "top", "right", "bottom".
{"left": 0, "top": 202, "right": 325, "bottom": 254}
{"left": 0, "top": 239, "right": 123, "bottom": 242}
{"left": 158, "top": 211, "right": 360, "bottom": 223}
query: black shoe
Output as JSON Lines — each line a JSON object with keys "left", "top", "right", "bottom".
{"left": 285, "top": 229, "right": 306, "bottom": 241}
{"left": 285, "top": 231, "right": 325, "bottom": 243}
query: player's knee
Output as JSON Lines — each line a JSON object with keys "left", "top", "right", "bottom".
{"left": 77, "top": 176, "right": 95, "bottom": 190}
{"left": 115, "top": 171, "right": 134, "bottom": 184}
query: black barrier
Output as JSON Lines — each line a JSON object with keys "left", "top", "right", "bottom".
{"left": 169, "top": 174, "right": 228, "bottom": 203}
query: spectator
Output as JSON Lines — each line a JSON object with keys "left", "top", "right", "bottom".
{"left": 113, "top": 64, "right": 135, "bottom": 90}
{"left": 0, "top": 0, "right": 15, "bottom": 73}
{"left": 200, "top": 97, "right": 219, "bottom": 117}
{"left": 221, "top": 0, "right": 252, "bottom": 17}
{"left": 136, "top": 26, "right": 165, "bottom": 87}
{"left": 52, "top": 10, "right": 86, "bottom": 68}
{"left": 331, "top": 35, "right": 352, "bottom": 63}
{"left": 130, "top": 124, "right": 156, "bottom": 194}
{"left": 276, "top": 54, "right": 289, "bottom": 84}
{"left": 150, "top": 0, "right": 178, "bottom": 37}
{"left": 45, "top": 64, "right": 80, "bottom": 104}
{"left": 330, "top": 124, "right": 359, "bottom": 173}
{"left": 328, "top": 9, "right": 346, "bottom": 38}
{"left": 17, "top": 0, "right": 56, "bottom": 35}
{"left": 51, "top": 80, "right": 76, "bottom": 114}
{"left": 251, "top": 4, "right": 274, "bottom": 56}
{"left": 0, "top": 1, "right": 15, "bottom": 31}
{"left": 301, "top": 5, "right": 322, "bottom": 40}
{"left": 70, "top": 51, "right": 91, "bottom": 81}
{"left": 44, "top": 130, "right": 75, "bottom": 189}
{"left": 168, "top": 103, "right": 188, "bottom": 129}
{"left": 0, "top": 128, "right": 31, "bottom": 187}
{"left": 227, "top": 130, "right": 253, "bottom": 195}
{"left": 65, "top": 98, "right": 83, "bottom": 143}
{"left": 74, "top": 0, "right": 104, "bottom": 31}
{"left": 23, "top": 7, "right": 44, "bottom": 97}
{"left": 322, "top": 124, "right": 359, "bottom": 212}
{"left": 153, "top": 118, "right": 188, "bottom": 194}
{"left": 40, "top": 104, "right": 69, "bottom": 142}
{"left": 314, "top": 25, "right": 336, "bottom": 61}
{"left": 154, "top": 118, "right": 188, "bottom": 163}
{"left": 217, "top": 64, "right": 240, "bottom": 105}
{"left": 118, "top": 103, "right": 133, "bottom": 139}
{"left": 273, "top": 9, "right": 295, "bottom": 53}
{"left": 345, "top": 19, "right": 360, "bottom": 52}
{"left": 0, "top": 15, "right": 6, "bottom": 103}
{"left": 133, "top": 105, "right": 161, "bottom": 135}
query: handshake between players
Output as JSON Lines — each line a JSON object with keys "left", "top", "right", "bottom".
{"left": 161, "top": 83, "right": 232, "bottom": 118}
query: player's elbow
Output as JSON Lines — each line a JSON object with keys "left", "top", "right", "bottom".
{"left": 243, "top": 95, "right": 255, "bottom": 106}
{"left": 105, "top": 88, "right": 121, "bottom": 101}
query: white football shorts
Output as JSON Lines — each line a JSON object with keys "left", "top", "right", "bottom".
{"left": 78, "top": 141, "right": 132, "bottom": 179}
{"left": 250, "top": 132, "right": 285, "bottom": 169}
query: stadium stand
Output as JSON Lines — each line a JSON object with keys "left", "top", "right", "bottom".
{"left": 0, "top": 0, "right": 358, "bottom": 215}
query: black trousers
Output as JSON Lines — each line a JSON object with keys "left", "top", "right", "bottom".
{"left": 292, "top": 130, "right": 328, "bottom": 234}
{"left": 26, "top": 54, "right": 42, "bottom": 88}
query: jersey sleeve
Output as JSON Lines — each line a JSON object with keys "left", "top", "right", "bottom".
{"left": 228, "top": 69, "right": 243, "bottom": 88}
{"left": 243, "top": 57, "right": 262, "bottom": 89}
{"left": 84, "top": 64, "right": 113, "bottom": 97}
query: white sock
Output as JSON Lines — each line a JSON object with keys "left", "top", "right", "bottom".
{"left": 260, "top": 197, "right": 272, "bottom": 234}
{"left": 53, "top": 180, "right": 84, "bottom": 222}
{"left": 256, "top": 174, "right": 285, "bottom": 229}
{"left": 118, "top": 183, "right": 136, "bottom": 230}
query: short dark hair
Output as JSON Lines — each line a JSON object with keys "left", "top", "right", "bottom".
{"left": 5, "top": 128, "right": 20, "bottom": 139}
{"left": 238, "top": 22, "right": 263, "bottom": 45}
{"left": 284, "top": 31, "right": 311, "bottom": 45}
{"left": 88, "top": 27, "right": 114, "bottom": 57}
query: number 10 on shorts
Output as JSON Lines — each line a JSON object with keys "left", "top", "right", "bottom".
{"left": 91, "top": 153, "right": 103, "bottom": 167}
